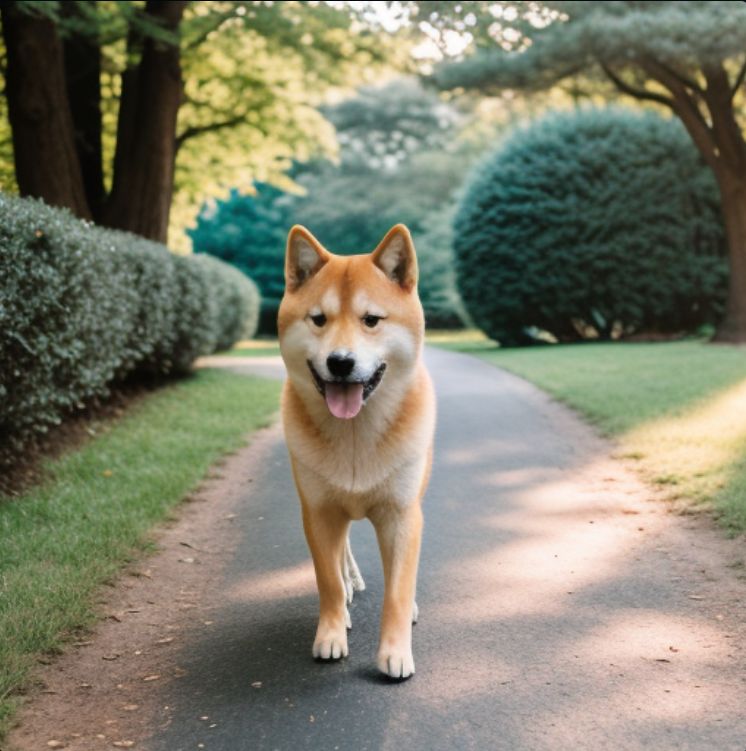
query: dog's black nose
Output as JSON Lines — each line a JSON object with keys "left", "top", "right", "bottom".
{"left": 327, "top": 351, "right": 355, "bottom": 379}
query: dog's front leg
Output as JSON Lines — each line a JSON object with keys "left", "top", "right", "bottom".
{"left": 302, "top": 501, "right": 350, "bottom": 660}
{"left": 371, "top": 503, "right": 423, "bottom": 679}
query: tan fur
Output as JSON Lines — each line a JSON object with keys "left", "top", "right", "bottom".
{"left": 278, "top": 224, "right": 435, "bottom": 679}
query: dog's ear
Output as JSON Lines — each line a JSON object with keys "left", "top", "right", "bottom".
{"left": 371, "top": 224, "right": 418, "bottom": 292}
{"left": 285, "top": 225, "right": 329, "bottom": 291}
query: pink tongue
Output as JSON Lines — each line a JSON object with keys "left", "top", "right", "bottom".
{"left": 325, "top": 382, "right": 364, "bottom": 419}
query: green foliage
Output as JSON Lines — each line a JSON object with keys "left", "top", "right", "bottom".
{"left": 0, "top": 193, "right": 260, "bottom": 467}
{"left": 453, "top": 108, "right": 727, "bottom": 345}
{"left": 189, "top": 183, "right": 288, "bottom": 334}
{"left": 412, "top": 207, "right": 469, "bottom": 328}
{"left": 430, "top": 2, "right": 746, "bottom": 94}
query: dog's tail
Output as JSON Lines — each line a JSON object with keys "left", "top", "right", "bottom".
{"left": 342, "top": 534, "right": 365, "bottom": 604}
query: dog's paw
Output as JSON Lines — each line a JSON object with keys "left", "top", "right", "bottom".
{"left": 312, "top": 625, "right": 348, "bottom": 661}
{"left": 377, "top": 646, "right": 415, "bottom": 680}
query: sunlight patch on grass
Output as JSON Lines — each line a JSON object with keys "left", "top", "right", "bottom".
{"left": 437, "top": 339, "right": 746, "bottom": 534}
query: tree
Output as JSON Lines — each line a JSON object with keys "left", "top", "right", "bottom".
{"left": 290, "top": 78, "right": 473, "bottom": 327}
{"left": 425, "top": 1, "right": 746, "bottom": 342}
{"left": 0, "top": 1, "right": 387, "bottom": 243}
{"left": 453, "top": 108, "right": 726, "bottom": 345}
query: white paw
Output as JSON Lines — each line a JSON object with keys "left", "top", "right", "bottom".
{"left": 377, "top": 647, "right": 415, "bottom": 680}
{"left": 312, "top": 633, "right": 348, "bottom": 661}
{"left": 311, "top": 620, "right": 349, "bottom": 660}
{"left": 345, "top": 606, "right": 352, "bottom": 630}
{"left": 412, "top": 601, "right": 419, "bottom": 624}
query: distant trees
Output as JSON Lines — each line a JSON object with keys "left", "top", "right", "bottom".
{"left": 190, "top": 79, "right": 475, "bottom": 331}
{"left": 189, "top": 184, "right": 291, "bottom": 334}
{"left": 454, "top": 109, "right": 727, "bottom": 345}
{"left": 0, "top": 1, "right": 385, "bottom": 243}
{"left": 426, "top": 1, "right": 746, "bottom": 341}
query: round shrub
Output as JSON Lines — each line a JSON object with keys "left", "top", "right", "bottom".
{"left": 453, "top": 108, "right": 728, "bottom": 345}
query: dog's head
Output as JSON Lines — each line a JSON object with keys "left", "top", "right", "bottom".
{"left": 278, "top": 224, "right": 424, "bottom": 420}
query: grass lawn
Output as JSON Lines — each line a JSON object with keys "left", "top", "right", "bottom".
{"left": 0, "top": 369, "right": 281, "bottom": 738}
{"left": 434, "top": 332, "right": 746, "bottom": 534}
{"left": 218, "top": 338, "right": 281, "bottom": 358}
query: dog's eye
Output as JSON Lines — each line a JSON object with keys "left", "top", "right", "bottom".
{"left": 310, "top": 313, "right": 327, "bottom": 327}
{"left": 363, "top": 315, "right": 382, "bottom": 329}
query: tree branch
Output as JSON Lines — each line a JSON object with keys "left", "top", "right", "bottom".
{"left": 175, "top": 113, "right": 248, "bottom": 151}
{"left": 653, "top": 58, "right": 704, "bottom": 95}
{"left": 730, "top": 56, "right": 746, "bottom": 102}
{"left": 637, "top": 56, "right": 721, "bottom": 175}
{"left": 600, "top": 63, "right": 675, "bottom": 108}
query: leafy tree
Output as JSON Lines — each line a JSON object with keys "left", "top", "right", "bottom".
{"left": 453, "top": 108, "right": 727, "bottom": 346}
{"left": 189, "top": 183, "right": 290, "bottom": 333}
{"left": 0, "top": 0, "right": 387, "bottom": 243}
{"left": 290, "top": 78, "right": 473, "bottom": 326}
{"left": 423, "top": 1, "right": 746, "bottom": 341}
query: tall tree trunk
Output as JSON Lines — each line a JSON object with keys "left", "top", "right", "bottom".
{"left": 1, "top": 2, "right": 90, "bottom": 218}
{"left": 713, "top": 171, "right": 746, "bottom": 342}
{"left": 61, "top": 1, "right": 105, "bottom": 221}
{"left": 102, "top": 0, "right": 186, "bottom": 244}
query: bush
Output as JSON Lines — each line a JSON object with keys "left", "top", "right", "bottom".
{"left": 189, "top": 184, "right": 288, "bottom": 335}
{"left": 453, "top": 108, "right": 728, "bottom": 345}
{"left": 412, "top": 207, "right": 469, "bottom": 329}
{"left": 0, "top": 194, "right": 260, "bottom": 467}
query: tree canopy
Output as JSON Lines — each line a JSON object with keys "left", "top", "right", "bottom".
{"left": 424, "top": 0, "right": 746, "bottom": 341}
{"left": 0, "top": 0, "right": 398, "bottom": 245}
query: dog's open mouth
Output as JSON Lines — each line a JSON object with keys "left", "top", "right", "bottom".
{"left": 307, "top": 361, "right": 386, "bottom": 420}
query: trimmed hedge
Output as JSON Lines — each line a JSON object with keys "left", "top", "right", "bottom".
{"left": 0, "top": 194, "right": 260, "bottom": 467}
{"left": 454, "top": 108, "right": 728, "bottom": 345}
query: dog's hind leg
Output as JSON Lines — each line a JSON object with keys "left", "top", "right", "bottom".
{"left": 342, "top": 534, "right": 366, "bottom": 606}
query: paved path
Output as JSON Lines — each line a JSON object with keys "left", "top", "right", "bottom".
{"left": 151, "top": 348, "right": 746, "bottom": 750}
{"left": 10, "top": 348, "right": 746, "bottom": 751}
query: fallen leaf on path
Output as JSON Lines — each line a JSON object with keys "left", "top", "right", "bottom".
{"left": 156, "top": 637, "right": 174, "bottom": 645}
{"left": 47, "top": 741, "right": 66, "bottom": 748}
{"left": 655, "top": 658, "right": 671, "bottom": 663}
{"left": 251, "top": 681, "right": 262, "bottom": 688}
{"left": 179, "top": 557, "right": 195, "bottom": 564}
{"left": 142, "top": 674, "right": 161, "bottom": 682}
{"left": 669, "top": 646, "right": 679, "bottom": 652}
{"left": 123, "top": 704, "right": 139, "bottom": 712}
{"left": 688, "top": 595, "right": 705, "bottom": 600}
{"left": 74, "top": 641, "right": 93, "bottom": 647}
{"left": 112, "top": 742, "right": 135, "bottom": 748}
{"left": 102, "top": 654, "right": 120, "bottom": 661}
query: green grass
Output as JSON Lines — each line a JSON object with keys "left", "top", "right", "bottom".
{"left": 434, "top": 333, "right": 746, "bottom": 534}
{"left": 218, "top": 339, "right": 281, "bottom": 358}
{"left": 0, "top": 369, "right": 281, "bottom": 738}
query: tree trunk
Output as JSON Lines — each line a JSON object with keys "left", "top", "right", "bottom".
{"left": 101, "top": 0, "right": 187, "bottom": 244}
{"left": 61, "top": 1, "right": 105, "bottom": 220}
{"left": 1, "top": 3, "right": 90, "bottom": 218}
{"left": 713, "top": 171, "right": 746, "bottom": 342}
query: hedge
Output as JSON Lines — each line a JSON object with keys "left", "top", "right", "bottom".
{"left": 453, "top": 108, "right": 728, "bottom": 345}
{"left": 0, "top": 194, "right": 260, "bottom": 467}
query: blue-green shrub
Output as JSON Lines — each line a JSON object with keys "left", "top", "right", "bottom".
{"left": 454, "top": 108, "right": 728, "bottom": 345}
{"left": 0, "top": 194, "right": 260, "bottom": 466}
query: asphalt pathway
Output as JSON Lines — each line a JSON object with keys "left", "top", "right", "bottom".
{"left": 149, "top": 347, "right": 746, "bottom": 751}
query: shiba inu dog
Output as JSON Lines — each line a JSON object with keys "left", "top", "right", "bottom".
{"left": 278, "top": 224, "right": 435, "bottom": 680}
